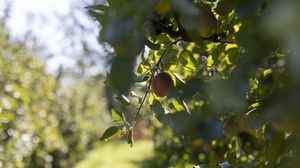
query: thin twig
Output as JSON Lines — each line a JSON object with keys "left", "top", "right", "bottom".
{"left": 131, "top": 38, "right": 182, "bottom": 125}
{"left": 132, "top": 79, "right": 152, "bottom": 126}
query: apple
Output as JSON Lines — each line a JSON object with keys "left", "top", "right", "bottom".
{"left": 151, "top": 72, "right": 174, "bottom": 97}
{"left": 197, "top": 9, "right": 218, "bottom": 38}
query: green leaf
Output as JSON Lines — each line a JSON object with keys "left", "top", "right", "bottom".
{"left": 127, "top": 128, "right": 134, "bottom": 147}
{"left": 156, "top": 33, "right": 172, "bottom": 44}
{"left": 119, "top": 126, "right": 128, "bottom": 137}
{"left": 145, "top": 38, "right": 160, "bottom": 50}
{"left": 150, "top": 100, "right": 165, "bottom": 120}
{"left": 215, "top": 0, "right": 236, "bottom": 16}
{"left": 111, "top": 109, "right": 126, "bottom": 126}
{"left": 100, "top": 126, "right": 119, "bottom": 141}
{"left": 110, "top": 57, "right": 135, "bottom": 94}
{"left": 171, "top": 98, "right": 185, "bottom": 112}
{"left": 180, "top": 78, "right": 203, "bottom": 98}
{"left": 179, "top": 50, "right": 197, "bottom": 70}
{"left": 225, "top": 47, "right": 239, "bottom": 65}
{"left": 263, "top": 69, "right": 272, "bottom": 77}
{"left": 172, "top": 72, "right": 186, "bottom": 85}
{"left": 225, "top": 150, "right": 236, "bottom": 164}
{"left": 161, "top": 46, "right": 179, "bottom": 69}
{"left": 137, "top": 59, "right": 151, "bottom": 74}
{"left": 135, "top": 71, "right": 150, "bottom": 82}
{"left": 266, "top": 130, "right": 285, "bottom": 166}
{"left": 207, "top": 55, "right": 214, "bottom": 68}
{"left": 170, "top": 0, "right": 198, "bottom": 16}
{"left": 107, "top": 0, "right": 118, "bottom": 7}
{"left": 88, "top": 10, "right": 106, "bottom": 24}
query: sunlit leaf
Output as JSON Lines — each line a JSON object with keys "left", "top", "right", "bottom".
{"left": 171, "top": 98, "right": 185, "bottom": 112}
{"left": 263, "top": 69, "right": 272, "bottom": 77}
{"left": 179, "top": 50, "right": 197, "bottom": 70}
{"left": 225, "top": 47, "right": 239, "bottom": 65}
{"left": 156, "top": 33, "right": 172, "bottom": 44}
{"left": 111, "top": 109, "right": 126, "bottom": 126}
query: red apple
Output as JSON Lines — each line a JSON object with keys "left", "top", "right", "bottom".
{"left": 151, "top": 72, "right": 174, "bottom": 97}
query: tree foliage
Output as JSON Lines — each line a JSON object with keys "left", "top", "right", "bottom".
{"left": 0, "top": 24, "right": 110, "bottom": 168}
{"left": 90, "top": 0, "right": 300, "bottom": 167}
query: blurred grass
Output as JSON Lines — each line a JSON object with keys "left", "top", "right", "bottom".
{"left": 75, "top": 140, "right": 154, "bottom": 168}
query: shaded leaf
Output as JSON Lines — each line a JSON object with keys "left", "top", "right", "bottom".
{"left": 197, "top": 119, "right": 224, "bottom": 141}
{"left": 135, "top": 71, "right": 150, "bottom": 82}
{"left": 110, "top": 57, "right": 135, "bottom": 94}
{"left": 156, "top": 33, "right": 172, "bottom": 44}
{"left": 88, "top": 10, "right": 106, "bottom": 24}
{"left": 100, "top": 126, "right": 119, "bottom": 141}
{"left": 127, "top": 128, "right": 134, "bottom": 147}
{"left": 215, "top": 0, "right": 236, "bottom": 16}
{"left": 180, "top": 78, "right": 204, "bottom": 98}
{"left": 150, "top": 99, "right": 165, "bottom": 120}
{"left": 161, "top": 46, "right": 179, "bottom": 69}
{"left": 225, "top": 150, "right": 236, "bottom": 164}
{"left": 145, "top": 38, "right": 161, "bottom": 50}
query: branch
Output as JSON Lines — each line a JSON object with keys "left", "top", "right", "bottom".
{"left": 131, "top": 39, "right": 181, "bottom": 126}
{"left": 132, "top": 78, "right": 152, "bottom": 126}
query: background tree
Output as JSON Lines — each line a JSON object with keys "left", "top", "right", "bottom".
{"left": 0, "top": 22, "right": 110, "bottom": 168}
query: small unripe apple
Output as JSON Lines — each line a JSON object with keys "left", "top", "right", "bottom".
{"left": 197, "top": 9, "right": 217, "bottom": 38}
{"left": 151, "top": 72, "right": 174, "bottom": 97}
